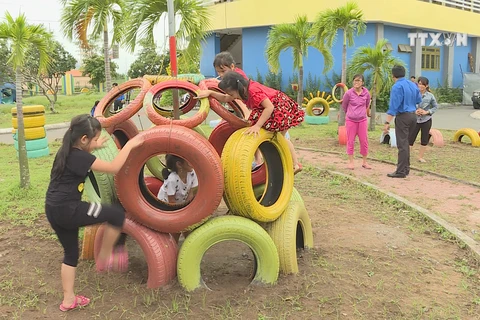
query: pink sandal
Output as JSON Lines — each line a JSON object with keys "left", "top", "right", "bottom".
{"left": 59, "top": 295, "right": 90, "bottom": 312}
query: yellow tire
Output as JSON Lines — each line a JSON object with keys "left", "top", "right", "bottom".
{"left": 306, "top": 97, "right": 330, "bottom": 116}
{"left": 12, "top": 127, "right": 46, "bottom": 140}
{"left": 331, "top": 83, "right": 348, "bottom": 103}
{"left": 80, "top": 88, "right": 90, "bottom": 93}
{"left": 11, "top": 105, "right": 45, "bottom": 116}
{"left": 263, "top": 188, "right": 313, "bottom": 274}
{"left": 222, "top": 128, "right": 294, "bottom": 222}
{"left": 453, "top": 128, "right": 480, "bottom": 147}
{"left": 11, "top": 115, "right": 46, "bottom": 129}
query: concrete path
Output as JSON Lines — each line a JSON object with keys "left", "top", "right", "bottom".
{"left": 0, "top": 104, "right": 479, "bottom": 145}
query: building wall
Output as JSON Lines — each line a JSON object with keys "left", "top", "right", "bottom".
{"left": 200, "top": 35, "right": 220, "bottom": 77}
{"left": 200, "top": 23, "right": 471, "bottom": 90}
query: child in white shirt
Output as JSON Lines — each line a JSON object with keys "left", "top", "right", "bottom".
{"left": 157, "top": 154, "right": 198, "bottom": 205}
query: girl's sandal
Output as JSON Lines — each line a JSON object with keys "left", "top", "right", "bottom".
{"left": 294, "top": 163, "right": 303, "bottom": 175}
{"left": 59, "top": 295, "right": 90, "bottom": 312}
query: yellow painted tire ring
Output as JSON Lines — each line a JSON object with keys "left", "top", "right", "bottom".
{"left": 453, "top": 128, "right": 480, "bottom": 147}
{"left": 331, "top": 83, "right": 348, "bottom": 103}
{"left": 12, "top": 115, "right": 46, "bottom": 129}
{"left": 11, "top": 105, "right": 45, "bottom": 116}
{"left": 263, "top": 188, "right": 314, "bottom": 274}
{"left": 12, "top": 127, "right": 46, "bottom": 140}
{"left": 222, "top": 128, "right": 294, "bottom": 222}
{"left": 306, "top": 97, "right": 330, "bottom": 116}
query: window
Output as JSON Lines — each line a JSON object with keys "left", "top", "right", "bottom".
{"left": 421, "top": 47, "right": 440, "bottom": 71}
{"left": 398, "top": 44, "right": 413, "bottom": 53}
{"left": 383, "top": 42, "right": 393, "bottom": 52}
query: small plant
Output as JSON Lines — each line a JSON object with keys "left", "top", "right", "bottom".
{"left": 256, "top": 68, "right": 264, "bottom": 84}
{"left": 303, "top": 72, "right": 322, "bottom": 97}
{"left": 264, "top": 70, "right": 282, "bottom": 91}
{"left": 432, "top": 81, "right": 462, "bottom": 104}
{"left": 285, "top": 73, "right": 299, "bottom": 101}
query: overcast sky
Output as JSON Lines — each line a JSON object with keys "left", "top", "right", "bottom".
{"left": 0, "top": 0, "right": 174, "bottom": 74}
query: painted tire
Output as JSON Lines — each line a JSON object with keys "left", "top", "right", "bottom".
{"left": 145, "top": 80, "right": 210, "bottom": 128}
{"left": 338, "top": 125, "right": 347, "bottom": 145}
{"left": 115, "top": 125, "right": 224, "bottom": 233}
{"left": 105, "top": 119, "right": 139, "bottom": 149}
{"left": 199, "top": 79, "right": 250, "bottom": 129}
{"left": 209, "top": 121, "right": 267, "bottom": 187}
{"left": 177, "top": 215, "right": 279, "bottom": 292}
{"left": 144, "top": 176, "right": 164, "bottom": 196}
{"left": 222, "top": 128, "right": 294, "bottom": 222}
{"left": 305, "top": 97, "right": 330, "bottom": 116}
{"left": 143, "top": 74, "right": 205, "bottom": 86}
{"left": 305, "top": 115, "right": 329, "bottom": 125}
{"left": 12, "top": 127, "right": 46, "bottom": 140}
{"left": 94, "top": 219, "right": 178, "bottom": 289}
{"left": 17, "top": 147, "right": 50, "bottom": 159}
{"left": 263, "top": 188, "right": 313, "bottom": 274}
{"left": 14, "top": 137, "right": 48, "bottom": 151}
{"left": 94, "top": 78, "right": 152, "bottom": 128}
{"left": 332, "top": 83, "right": 348, "bottom": 103}
{"left": 428, "top": 128, "right": 444, "bottom": 147}
{"left": 12, "top": 115, "right": 46, "bottom": 129}
{"left": 453, "top": 128, "right": 480, "bottom": 147}
{"left": 11, "top": 105, "right": 45, "bottom": 117}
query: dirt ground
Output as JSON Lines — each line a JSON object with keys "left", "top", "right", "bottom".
{"left": 1, "top": 151, "right": 480, "bottom": 319}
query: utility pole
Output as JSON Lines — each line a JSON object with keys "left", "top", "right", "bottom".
{"left": 167, "top": 0, "right": 180, "bottom": 120}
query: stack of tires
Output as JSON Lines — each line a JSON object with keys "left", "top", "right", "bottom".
{"left": 11, "top": 105, "right": 49, "bottom": 158}
{"left": 303, "top": 91, "right": 332, "bottom": 125}
{"left": 80, "top": 76, "right": 313, "bottom": 292}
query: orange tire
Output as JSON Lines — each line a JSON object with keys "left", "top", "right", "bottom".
{"left": 338, "top": 125, "right": 347, "bottom": 145}
{"left": 115, "top": 125, "right": 224, "bottom": 233}
{"left": 199, "top": 79, "right": 250, "bottom": 129}
{"left": 145, "top": 80, "right": 209, "bottom": 128}
{"left": 80, "top": 224, "right": 101, "bottom": 260}
{"left": 94, "top": 78, "right": 152, "bottom": 128}
{"left": 94, "top": 219, "right": 178, "bottom": 289}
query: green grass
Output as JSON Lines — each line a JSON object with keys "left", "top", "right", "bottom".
{"left": 0, "top": 93, "right": 104, "bottom": 129}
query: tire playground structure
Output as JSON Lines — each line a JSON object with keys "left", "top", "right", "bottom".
{"left": 303, "top": 91, "right": 333, "bottom": 125}
{"left": 82, "top": 77, "right": 313, "bottom": 291}
{"left": 11, "top": 105, "right": 49, "bottom": 159}
{"left": 453, "top": 127, "right": 480, "bottom": 147}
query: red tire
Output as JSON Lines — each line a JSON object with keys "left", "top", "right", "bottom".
{"left": 144, "top": 176, "right": 164, "bottom": 196}
{"left": 115, "top": 125, "right": 224, "bottom": 233}
{"left": 199, "top": 79, "right": 250, "bottom": 129}
{"left": 209, "top": 121, "right": 266, "bottom": 186}
{"left": 94, "top": 219, "right": 178, "bottom": 289}
{"left": 429, "top": 128, "right": 445, "bottom": 147}
{"left": 145, "top": 80, "right": 209, "bottom": 128}
{"left": 105, "top": 119, "right": 139, "bottom": 149}
{"left": 94, "top": 78, "right": 152, "bottom": 128}
{"left": 338, "top": 125, "right": 347, "bottom": 145}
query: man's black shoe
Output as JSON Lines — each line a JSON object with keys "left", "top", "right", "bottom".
{"left": 387, "top": 172, "right": 406, "bottom": 178}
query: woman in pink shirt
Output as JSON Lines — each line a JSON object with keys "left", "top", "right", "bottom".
{"left": 341, "top": 74, "right": 371, "bottom": 170}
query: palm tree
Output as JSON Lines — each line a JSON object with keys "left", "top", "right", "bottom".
{"left": 60, "top": 0, "right": 125, "bottom": 92}
{"left": 0, "top": 12, "right": 51, "bottom": 188}
{"left": 266, "top": 15, "right": 333, "bottom": 106}
{"left": 313, "top": 1, "right": 366, "bottom": 126}
{"left": 123, "top": 0, "right": 211, "bottom": 57}
{"left": 348, "top": 39, "right": 405, "bottom": 131}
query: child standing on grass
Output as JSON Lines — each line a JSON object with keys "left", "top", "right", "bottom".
{"left": 45, "top": 114, "right": 142, "bottom": 312}
{"left": 197, "top": 71, "right": 304, "bottom": 174}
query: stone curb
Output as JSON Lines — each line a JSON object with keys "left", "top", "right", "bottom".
{"left": 320, "top": 167, "right": 480, "bottom": 259}
{"left": 0, "top": 122, "right": 70, "bottom": 134}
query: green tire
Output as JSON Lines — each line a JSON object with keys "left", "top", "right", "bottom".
{"left": 177, "top": 215, "right": 279, "bottom": 292}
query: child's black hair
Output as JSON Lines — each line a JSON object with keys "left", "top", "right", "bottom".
{"left": 417, "top": 76, "right": 431, "bottom": 92}
{"left": 51, "top": 114, "right": 102, "bottom": 181}
{"left": 218, "top": 71, "right": 249, "bottom": 101}
{"left": 213, "top": 51, "right": 235, "bottom": 68}
{"left": 162, "top": 154, "right": 186, "bottom": 180}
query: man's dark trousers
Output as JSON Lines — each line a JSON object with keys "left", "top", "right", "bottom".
{"left": 394, "top": 112, "right": 417, "bottom": 175}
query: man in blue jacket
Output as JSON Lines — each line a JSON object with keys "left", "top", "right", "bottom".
{"left": 112, "top": 82, "right": 125, "bottom": 112}
{"left": 383, "top": 66, "right": 422, "bottom": 178}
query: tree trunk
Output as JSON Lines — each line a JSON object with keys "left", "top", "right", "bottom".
{"left": 103, "top": 26, "right": 112, "bottom": 92}
{"left": 15, "top": 67, "right": 31, "bottom": 188}
{"left": 338, "top": 32, "right": 347, "bottom": 127}
{"left": 51, "top": 91, "right": 58, "bottom": 113}
{"left": 298, "top": 58, "right": 304, "bottom": 107}
{"left": 369, "top": 77, "right": 377, "bottom": 131}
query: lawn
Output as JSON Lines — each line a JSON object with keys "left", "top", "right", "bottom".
{"left": 0, "top": 93, "right": 103, "bottom": 129}
{"left": 0, "top": 117, "right": 479, "bottom": 319}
